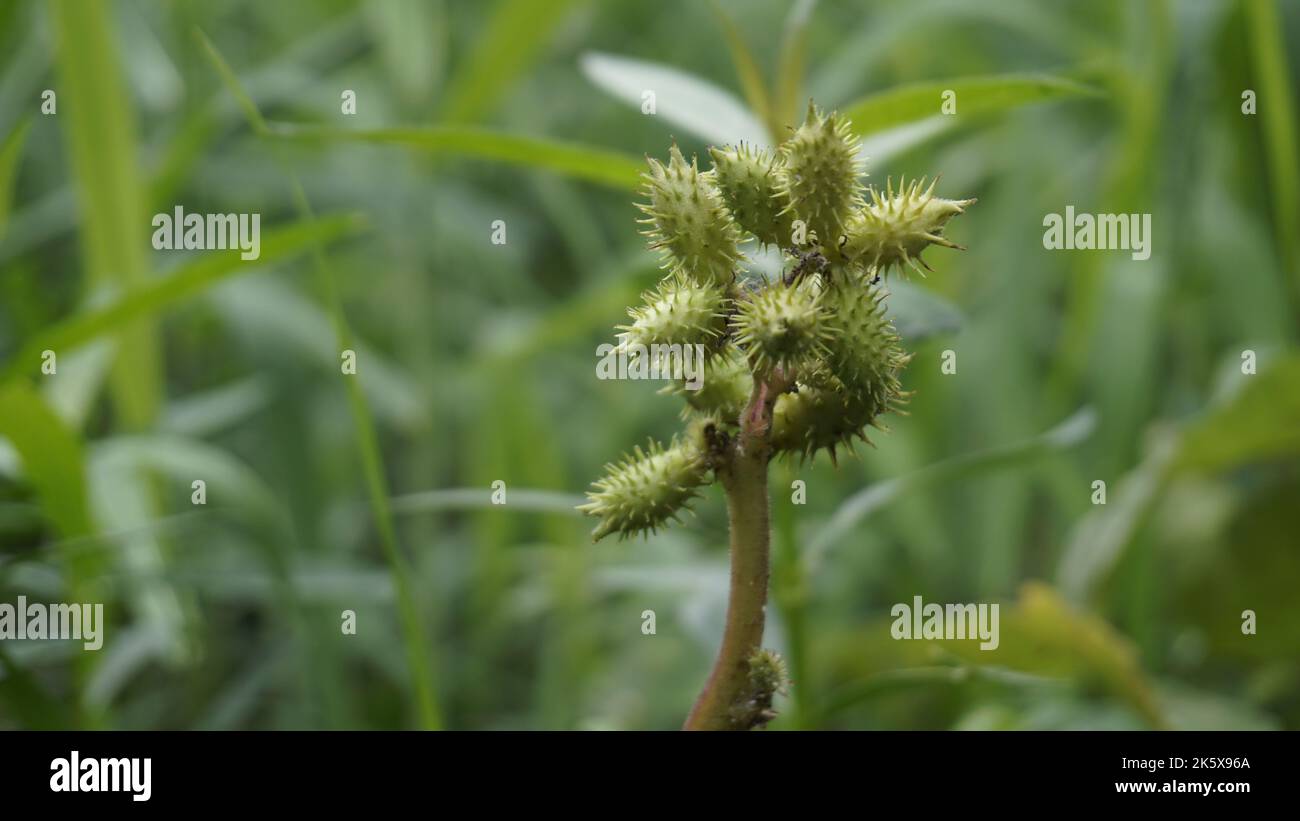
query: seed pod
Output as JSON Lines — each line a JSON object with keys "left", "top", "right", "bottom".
{"left": 708, "top": 144, "right": 794, "bottom": 248}
{"left": 666, "top": 348, "right": 753, "bottom": 425}
{"left": 732, "top": 282, "right": 834, "bottom": 378}
{"left": 842, "top": 176, "right": 975, "bottom": 277}
{"left": 777, "top": 104, "right": 863, "bottom": 253}
{"left": 819, "top": 275, "right": 909, "bottom": 406}
{"left": 638, "top": 144, "right": 744, "bottom": 287}
{"left": 770, "top": 367, "right": 903, "bottom": 463}
{"left": 617, "top": 274, "right": 729, "bottom": 353}
{"left": 579, "top": 436, "right": 709, "bottom": 542}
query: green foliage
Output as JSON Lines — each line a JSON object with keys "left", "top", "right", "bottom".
{"left": 0, "top": 118, "right": 31, "bottom": 242}
{"left": 1, "top": 0, "right": 1296, "bottom": 733}
{"left": 50, "top": 0, "right": 159, "bottom": 430}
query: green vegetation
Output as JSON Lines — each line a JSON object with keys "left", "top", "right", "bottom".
{"left": 0, "top": 0, "right": 1296, "bottom": 731}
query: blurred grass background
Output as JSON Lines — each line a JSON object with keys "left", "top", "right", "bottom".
{"left": 0, "top": 0, "right": 1297, "bottom": 730}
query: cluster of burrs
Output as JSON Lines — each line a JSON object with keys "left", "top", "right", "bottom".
{"left": 579, "top": 103, "right": 975, "bottom": 542}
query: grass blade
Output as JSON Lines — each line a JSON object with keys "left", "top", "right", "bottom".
{"left": 0, "top": 645, "right": 70, "bottom": 729}
{"left": 50, "top": 0, "right": 160, "bottom": 429}
{"left": 202, "top": 22, "right": 643, "bottom": 191}
{"left": 844, "top": 73, "right": 1102, "bottom": 135}
{"left": 580, "top": 51, "right": 768, "bottom": 147}
{"left": 774, "top": 0, "right": 817, "bottom": 130}
{"left": 0, "top": 382, "right": 94, "bottom": 540}
{"left": 439, "top": 0, "right": 584, "bottom": 123}
{"left": 808, "top": 408, "right": 1096, "bottom": 570}
{"left": 1244, "top": 0, "right": 1300, "bottom": 314}
{"left": 0, "top": 117, "right": 32, "bottom": 241}
{"left": 843, "top": 73, "right": 1102, "bottom": 163}
{"left": 193, "top": 28, "right": 269, "bottom": 135}
{"left": 194, "top": 35, "right": 448, "bottom": 727}
{"left": 289, "top": 177, "right": 444, "bottom": 730}
{"left": 392, "top": 488, "right": 585, "bottom": 516}
{"left": 0, "top": 381, "right": 103, "bottom": 725}
{"left": 268, "top": 123, "right": 644, "bottom": 190}
{"left": 708, "top": 1, "right": 773, "bottom": 138}
{"left": 1, "top": 215, "right": 364, "bottom": 383}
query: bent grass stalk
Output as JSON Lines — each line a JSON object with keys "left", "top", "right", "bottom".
{"left": 197, "top": 29, "right": 443, "bottom": 729}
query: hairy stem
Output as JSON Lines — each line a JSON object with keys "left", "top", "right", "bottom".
{"left": 684, "top": 381, "right": 776, "bottom": 730}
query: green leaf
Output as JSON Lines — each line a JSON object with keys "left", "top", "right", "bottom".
{"left": 843, "top": 73, "right": 1102, "bottom": 163}
{"left": 41, "top": 342, "right": 116, "bottom": 431}
{"left": 362, "top": 0, "right": 445, "bottom": 106}
{"left": 774, "top": 0, "right": 817, "bottom": 130}
{"left": 1177, "top": 355, "right": 1300, "bottom": 472}
{"left": 193, "top": 27, "right": 268, "bottom": 135}
{"left": 51, "top": 0, "right": 160, "bottom": 428}
{"left": 708, "top": 1, "right": 773, "bottom": 137}
{"left": 817, "top": 582, "right": 1166, "bottom": 728}
{"left": 83, "top": 434, "right": 290, "bottom": 672}
{"left": 87, "top": 442, "right": 190, "bottom": 663}
{"left": 285, "top": 178, "right": 443, "bottom": 731}
{"left": 91, "top": 433, "right": 281, "bottom": 523}
{"left": 207, "top": 278, "right": 425, "bottom": 428}
{"left": 391, "top": 488, "right": 586, "bottom": 516}
{"left": 439, "top": 0, "right": 585, "bottom": 123}
{"left": 0, "top": 380, "right": 105, "bottom": 718}
{"left": 1058, "top": 356, "right": 1300, "bottom": 602}
{"left": 160, "top": 377, "right": 271, "bottom": 437}
{"left": 1057, "top": 427, "right": 1180, "bottom": 603}
{"left": 1, "top": 214, "right": 364, "bottom": 384}
{"left": 819, "top": 664, "right": 1059, "bottom": 721}
{"left": 808, "top": 408, "right": 1095, "bottom": 569}
{"left": 0, "top": 117, "right": 32, "bottom": 242}
{"left": 1245, "top": 0, "right": 1300, "bottom": 307}
{"left": 0, "top": 645, "right": 69, "bottom": 729}
{"left": 486, "top": 253, "right": 653, "bottom": 363}
{"left": 193, "top": 20, "right": 444, "bottom": 728}
{"left": 885, "top": 280, "right": 964, "bottom": 342}
{"left": 0, "top": 381, "right": 94, "bottom": 540}
{"left": 938, "top": 582, "right": 1167, "bottom": 728}
{"left": 198, "top": 26, "right": 643, "bottom": 191}
{"left": 267, "top": 123, "right": 644, "bottom": 190}
{"left": 580, "top": 52, "right": 768, "bottom": 147}
{"left": 810, "top": 0, "right": 1098, "bottom": 106}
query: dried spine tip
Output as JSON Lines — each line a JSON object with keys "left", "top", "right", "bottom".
{"left": 842, "top": 176, "right": 975, "bottom": 278}
{"left": 638, "top": 144, "right": 743, "bottom": 286}
{"left": 578, "top": 436, "right": 708, "bottom": 542}
{"left": 777, "top": 103, "right": 864, "bottom": 253}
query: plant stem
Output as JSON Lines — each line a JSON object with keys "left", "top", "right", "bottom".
{"left": 684, "top": 380, "right": 777, "bottom": 730}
